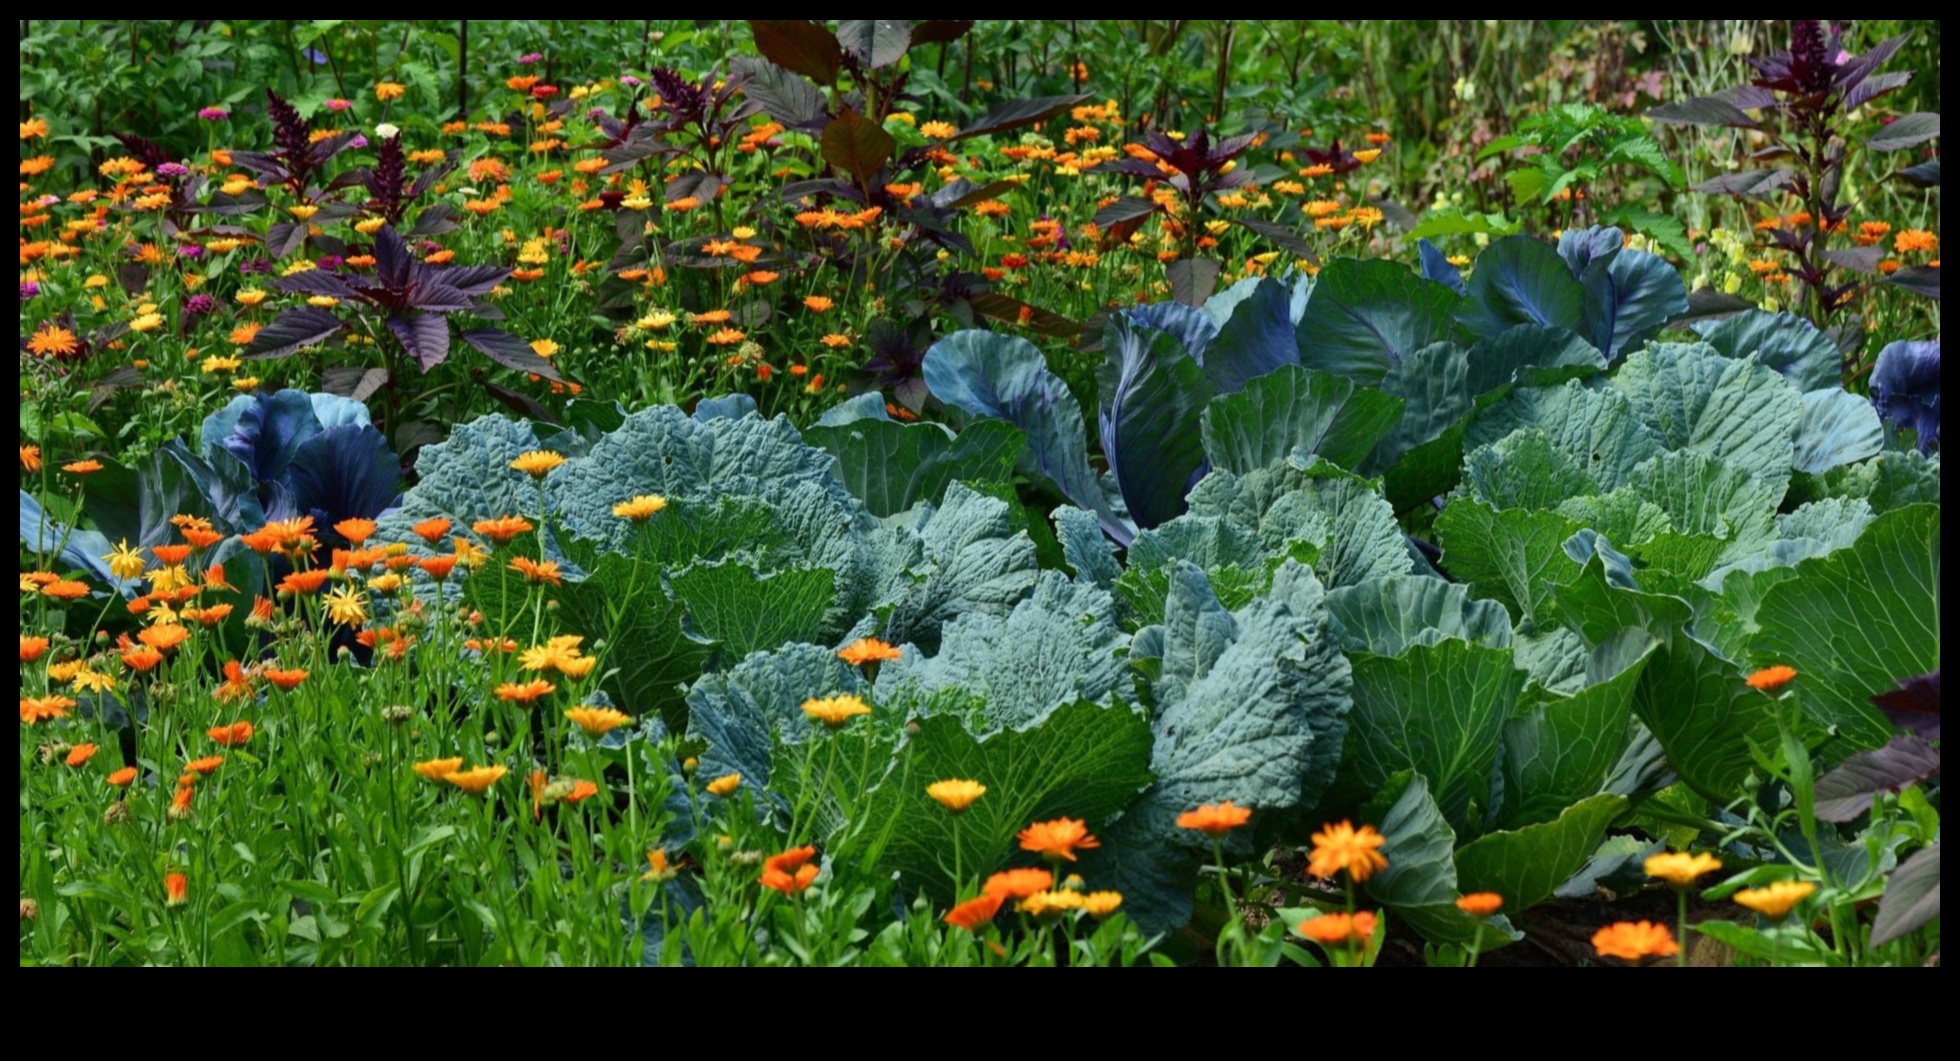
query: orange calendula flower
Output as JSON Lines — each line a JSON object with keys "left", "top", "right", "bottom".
{"left": 19, "top": 446, "right": 42, "bottom": 473}
{"left": 121, "top": 646, "right": 165, "bottom": 673}
{"left": 801, "top": 694, "right": 873, "bottom": 730}
{"left": 706, "top": 327, "right": 747, "bottom": 346}
{"left": 497, "top": 680, "right": 557, "bottom": 704}
{"left": 473, "top": 517, "right": 535, "bottom": 545}
{"left": 264, "top": 668, "right": 309, "bottom": 691}
{"left": 565, "top": 780, "right": 601, "bottom": 804}
{"left": 837, "top": 638, "right": 903, "bottom": 667}
{"left": 1018, "top": 818, "right": 1101, "bottom": 863}
{"left": 444, "top": 766, "right": 508, "bottom": 795}
{"left": 509, "top": 556, "right": 563, "bottom": 586}
{"left": 208, "top": 721, "right": 255, "bottom": 747}
{"left": 186, "top": 756, "right": 225, "bottom": 777}
{"left": 803, "top": 296, "right": 835, "bottom": 313}
{"left": 1646, "top": 851, "right": 1723, "bottom": 888}
{"left": 279, "top": 569, "right": 331, "bottom": 596}
{"left": 1592, "top": 921, "right": 1678, "bottom": 963}
{"left": 1457, "top": 893, "right": 1505, "bottom": 918}
{"left": 64, "top": 460, "right": 104, "bottom": 476}
{"left": 333, "top": 518, "right": 378, "bottom": 544}
{"left": 566, "top": 706, "right": 633, "bottom": 738}
{"left": 415, "top": 758, "right": 465, "bottom": 783}
{"left": 1021, "top": 890, "right": 1087, "bottom": 919}
{"left": 706, "top": 773, "right": 743, "bottom": 798}
{"left": 1747, "top": 666, "right": 1798, "bottom": 693}
{"left": 1895, "top": 230, "right": 1938, "bottom": 254}
{"left": 944, "top": 892, "right": 1006, "bottom": 933}
{"left": 1295, "top": 911, "right": 1378, "bottom": 946}
{"left": 1309, "top": 821, "right": 1389, "bottom": 883}
{"left": 1082, "top": 892, "right": 1125, "bottom": 919}
{"left": 927, "top": 779, "right": 987, "bottom": 815}
{"left": 20, "top": 635, "right": 50, "bottom": 663}
{"left": 41, "top": 580, "right": 91, "bottom": 601}
{"left": 375, "top": 82, "right": 407, "bottom": 101}
{"left": 613, "top": 495, "right": 668, "bottom": 522}
{"left": 108, "top": 767, "right": 139, "bottom": 788}
{"left": 66, "top": 743, "right": 99, "bottom": 767}
{"left": 412, "top": 518, "right": 453, "bottom": 545}
{"left": 642, "top": 849, "right": 678, "bottom": 884}
{"left": 138, "top": 624, "right": 191, "bottom": 653}
{"left": 27, "top": 325, "right": 80, "bottom": 359}
{"left": 1176, "top": 802, "right": 1254, "bottom": 838}
{"left": 418, "top": 555, "right": 460, "bottom": 580}
{"left": 165, "top": 872, "right": 190, "bottom": 908}
{"left": 1734, "top": 881, "right": 1818, "bottom": 921}
{"left": 984, "top": 868, "right": 1055, "bottom": 900}
{"left": 509, "top": 451, "right": 568, "bottom": 478}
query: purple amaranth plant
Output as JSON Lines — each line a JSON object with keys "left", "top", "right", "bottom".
{"left": 184, "top": 294, "right": 216, "bottom": 317}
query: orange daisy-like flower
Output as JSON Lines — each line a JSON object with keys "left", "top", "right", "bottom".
{"left": 473, "top": 517, "right": 535, "bottom": 545}
{"left": 264, "top": 668, "right": 309, "bottom": 691}
{"left": 444, "top": 766, "right": 508, "bottom": 795}
{"left": 1592, "top": 921, "right": 1678, "bottom": 963}
{"left": 108, "top": 766, "right": 139, "bottom": 788}
{"left": 41, "top": 580, "right": 91, "bottom": 601}
{"left": 801, "top": 694, "right": 873, "bottom": 730}
{"left": 1734, "top": 881, "right": 1818, "bottom": 921}
{"left": 565, "top": 780, "right": 601, "bottom": 805}
{"left": 138, "top": 624, "right": 192, "bottom": 653}
{"left": 943, "top": 892, "right": 1006, "bottom": 933}
{"left": 1176, "top": 802, "right": 1255, "bottom": 838}
{"left": 20, "top": 635, "right": 50, "bottom": 663}
{"left": 333, "top": 518, "right": 377, "bottom": 544}
{"left": 565, "top": 706, "right": 633, "bottom": 738}
{"left": 706, "top": 773, "right": 743, "bottom": 798}
{"left": 21, "top": 696, "right": 77, "bottom": 724}
{"left": 185, "top": 756, "right": 225, "bottom": 777}
{"left": 1294, "top": 911, "right": 1378, "bottom": 947}
{"left": 165, "top": 872, "right": 190, "bottom": 907}
{"left": 151, "top": 544, "right": 193, "bottom": 566}
{"left": 27, "top": 325, "right": 80, "bottom": 359}
{"left": 208, "top": 721, "right": 255, "bottom": 747}
{"left": 183, "top": 526, "right": 226, "bottom": 550}
{"left": 760, "top": 847, "right": 822, "bottom": 897}
{"left": 837, "top": 638, "right": 903, "bottom": 667}
{"left": 120, "top": 646, "right": 165, "bottom": 673}
{"left": 20, "top": 445, "right": 44, "bottom": 472}
{"left": 706, "top": 327, "right": 748, "bottom": 346}
{"left": 1747, "top": 666, "right": 1798, "bottom": 693}
{"left": 279, "top": 569, "right": 332, "bottom": 595}
{"left": 414, "top": 758, "right": 465, "bottom": 783}
{"left": 418, "top": 555, "right": 460, "bottom": 580}
{"left": 1018, "top": 818, "right": 1101, "bottom": 863}
{"left": 984, "top": 868, "right": 1056, "bottom": 900}
{"left": 1309, "top": 821, "right": 1389, "bottom": 883}
{"left": 412, "top": 518, "right": 453, "bottom": 545}
{"left": 509, "top": 556, "right": 563, "bottom": 586}
{"left": 1457, "top": 893, "right": 1505, "bottom": 918}
{"left": 613, "top": 495, "right": 669, "bottom": 522}
{"left": 803, "top": 296, "right": 835, "bottom": 313}
{"left": 66, "top": 743, "right": 99, "bottom": 767}
{"left": 927, "top": 779, "right": 988, "bottom": 815}
{"left": 497, "top": 680, "right": 557, "bottom": 704}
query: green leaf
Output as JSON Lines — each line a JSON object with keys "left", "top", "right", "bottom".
{"left": 1185, "top": 463, "right": 1413, "bottom": 590}
{"left": 805, "top": 402, "right": 1025, "bottom": 518}
{"left": 1454, "top": 794, "right": 1627, "bottom": 912}
{"left": 1325, "top": 576, "right": 1514, "bottom": 658}
{"left": 378, "top": 415, "right": 547, "bottom": 548}
{"left": 1463, "top": 430, "right": 1596, "bottom": 511}
{"left": 1636, "top": 633, "right": 1780, "bottom": 802}
{"left": 1610, "top": 343, "right": 1803, "bottom": 485}
{"left": 1346, "top": 640, "right": 1527, "bottom": 835}
{"left": 1297, "top": 259, "right": 1462, "bottom": 385}
{"left": 1748, "top": 505, "right": 1939, "bottom": 749}
{"left": 1792, "top": 389, "right": 1885, "bottom": 475}
{"left": 1692, "top": 311, "right": 1842, "bottom": 393}
{"left": 1099, "top": 317, "right": 1215, "bottom": 530}
{"left": 1500, "top": 631, "right": 1657, "bottom": 829}
{"left": 1464, "top": 325, "right": 1607, "bottom": 400}
{"left": 1435, "top": 502, "right": 1585, "bottom": 630}
{"left": 1408, "top": 207, "right": 1521, "bottom": 242}
{"left": 863, "top": 701, "right": 1154, "bottom": 901}
{"left": 1693, "top": 920, "right": 1832, "bottom": 965}
{"left": 1200, "top": 364, "right": 1404, "bottom": 475}
{"left": 523, "top": 556, "right": 713, "bottom": 731}
{"left": 1871, "top": 845, "right": 1940, "bottom": 948}
{"left": 1789, "top": 452, "right": 1940, "bottom": 513}
{"left": 669, "top": 563, "right": 835, "bottom": 664}
{"left": 686, "top": 643, "right": 871, "bottom": 814}
{"left": 1370, "top": 342, "right": 1471, "bottom": 474}
{"left": 1054, "top": 506, "right": 1121, "bottom": 589}
{"left": 1598, "top": 206, "right": 1695, "bottom": 262}
{"left": 879, "top": 574, "right": 1131, "bottom": 731}
{"left": 882, "top": 483, "right": 1040, "bottom": 653}
{"left": 1468, "top": 380, "right": 1666, "bottom": 493}
{"left": 1459, "top": 236, "right": 1587, "bottom": 343}
{"left": 1362, "top": 773, "right": 1520, "bottom": 946}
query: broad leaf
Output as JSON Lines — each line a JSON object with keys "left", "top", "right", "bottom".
{"left": 1346, "top": 639, "right": 1526, "bottom": 834}
{"left": 670, "top": 563, "right": 836, "bottom": 664}
{"left": 1814, "top": 736, "right": 1943, "bottom": 824}
{"left": 1868, "top": 113, "right": 1941, "bottom": 153}
{"left": 387, "top": 313, "right": 451, "bottom": 371}
{"left": 1435, "top": 502, "right": 1585, "bottom": 630}
{"left": 1872, "top": 845, "right": 1940, "bottom": 948}
{"left": 550, "top": 556, "right": 713, "bottom": 729}
{"left": 835, "top": 19, "right": 911, "bottom": 68}
{"left": 820, "top": 108, "right": 896, "bottom": 186}
{"left": 881, "top": 483, "right": 1041, "bottom": 654}
{"left": 805, "top": 398, "right": 1024, "bottom": 518}
{"left": 245, "top": 306, "right": 344, "bottom": 359}
{"left": 1454, "top": 794, "right": 1628, "bottom": 911}
{"left": 748, "top": 20, "right": 843, "bottom": 84}
{"left": 687, "top": 643, "right": 870, "bottom": 818}
{"left": 1611, "top": 342, "right": 1801, "bottom": 486}
{"left": 1362, "top": 773, "right": 1519, "bottom": 946}
{"left": 1098, "top": 318, "right": 1214, "bottom": 531}
{"left": 1200, "top": 365, "right": 1403, "bottom": 475}
{"left": 1458, "top": 236, "right": 1587, "bottom": 343}
{"left": 460, "top": 328, "right": 562, "bottom": 381}
{"left": 732, "top": 57, "right": 828, "bottom": 129}
{"left": 1501, "top": 631, "right": 1657, "bottom": 829}
{"left": 1297, "top": 258, "right": 1461, "bottom": 384}
{"left": 1185, "top": 462, "right": 1413, "bottom": 590}
{"left": 1469, "top": 380, "right": 1666, "bottom": 492}
{"left": 1692, "top": 311, "right": 1843, "bottom": 394}
{"left": 1794, "top": 389, "right": 1885, "bottom": 475}
{"left": 949, "top": 95, "right": 1093, "bottom": 143}
{"left": 1326, "top": 576, "right": 1514, "bottom": 658}
{"left": 1201, "top": 278, "right": 1298, "bottom": 394}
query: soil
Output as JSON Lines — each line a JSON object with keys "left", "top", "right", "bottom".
{"left": 1373, "top": 889, "right": 1743, "bottom": 967}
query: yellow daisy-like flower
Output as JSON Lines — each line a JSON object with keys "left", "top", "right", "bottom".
{"left": 613, "top": 495, "right": 669, "bottom": 522}
{"left": 444, "top": 766, "right": 507, "bottom": 795}
{"left": 415, "top": 758, "right": 465, "bottom": 783}
{"left": 1020, "top": 890, "right": 1087, "bottom": 920}
{"left": 322, "top": 585, "right": 369, "bottom": 627}
{"left": 105, "top": 540, "right": 147, "bottom": 581}
{"left": 926, "top": 779, "right": 987, "bottom": 815}
{"left": 1645, "top": 851, "right": 1723, "bottom": 888}
{"left": 566, "top": 706, "right": 632, "bottom": 738}
{"left": 510, "top": 451, "right": 568, "bottom": 479}
{"left": 801, "top": 694, "right": 873, "bottom": 730}
{"left": 1734, "top": 881, "right": 1817, "bottom": 921}
{"left": 1081, "top": 892, "right": 1125, "bottom": 919}
{"left": 706, "top": 774, "right": 743, "bottom": 798}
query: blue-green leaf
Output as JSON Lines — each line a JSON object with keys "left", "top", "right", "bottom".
{"left": 1298, "top": 259, "right": 1462, "bottom": 384}
{"left": 1459, "top": 236, "right": 1587, "bottom": 343}
{"left": 1200, "top": 364, "right": 1404, "bottom": 475}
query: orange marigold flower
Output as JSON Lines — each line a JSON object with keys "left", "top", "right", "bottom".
{"left": 497, "top": 680, "right": 556, "bottom": 704}
{"left": 803, "top": 296, "right": 835, "bottom": 313}
{"left": 412, "top": 518, "right": 453, "bottom": 545}
{"left": 565, "top": 780, "right": 601, "bottom": 804}
{"left": 821, "top": 333, "right": 852, "bottom": 349}
{"left": 1020, "top": 890, "right": 1087, "bottom": 920}
{"left": 444, "top": 766, "right": 508, "bottom": 795}
{"left": 1018, "top": 818, "right": 1101, "bottom": 863}
{"left": 108, "top": 766, "right": 139, "bottom": 788}
{"left": 1457, "top": 893, "right": 1505, "bottom": 918}
{"left": 27, "top": 325, "right": 80, "bottom": 359}
{"left": 1734, "top": 881, "right": 1818, "bottom": 921}
{"left": 1294, "top": 911, "right": 1378, "bottom": 946}
{"left": 801, "top": 694, "right": 872, "bottom": 730}
{"left": 138, "top": 624, "right": 191, "bottom": 652}
{"left": 20, "top": 635, "right": 50, "bottom": 663}
{"left": 264, "top": 669, "right": 308, "bottom": 692}
{"left": 944, "top": 892, "right": 1006, "bottom": 933}
{"left": 418, "top": 555, "right": 460, "bottom": 580}
{"left": 706, "top": 773, "right": 743, "bottom": 798}
{"left": 1645, "top": 851, "right": 1723, "bottom": 888}
{"left": 21, "top": 695, "right": 77, "bottom": 724}
{"left": 473, "top": 517, "right": 535, "bottom": 545}
{"left": 208, "top": 721, "right": 255, "bottom": 747}
{"left": 1308, "top": 821, "right": 1389, "bottom": 883}
{"left": 183, "top": 526, "right": 226, "bottom": 550}
{"left": 19, "top": 446, "right": 42, "bottom": 473}
{"left": 165, "top": 872, "right": 190, "bottom": 907}
{"left": 613, "top": 495, "right": 669, "bottom": 522}
{"left": 927, "top": 779, "right": 987, "bottom": 815}
{"left": 837, "top": 638, "right": 903, "bottom": 667}
{"left": 1895, "top": 230, "right": 1938, "bottom": 254}
{"left": 1747, "top": 666, "right": 1798, "bottom": 693}
{"left": 706, "top": 327, "right": 747, "bottom": 346}
{"left": 186, "top": 756, "right": 225, "bottom": 777}
{"left": 66, "top": 743, "right": 99, "bottom": 767}
{"left": 414, "top": 758, "right": 465, "bottom": 782}
{"left": 1592, "top": 921, "right": 1678, "bottom": 963}
{"left": 41, "top": 580, "right": 91, "bottom": 601}
{"left": 333, "top": 518, "right": 378, "bottom": 544}
{"left": 566, "top": 706, "right": 633, "bottom": 738}
{"left": 63, "top": 460, "right": 103, "bottom": 476}
{"left": 279, "top": 569, "right": 332, "bottom": 595}
{"left": 121, "top": 646, "right": 165, "bottom": 673}
{"left": 665, "top": 196, "right": 701, "bottom": 213}
{"left": 1176, "top": 802, "right": 1255, "bottom": 838}
{"left": 984, "top": 868, "right": 1055, "bottom": 900}
{"left": 150, "top": 544, "right": 193, "bottom": 566}
{"left": 375, "top": 82, "right": 407, "bottom": 102}
{"left": 509, "top": 556, "right": 564, "bottom": 586}
{"left": 761, "top": 863, "right": 821, "bottom": 896}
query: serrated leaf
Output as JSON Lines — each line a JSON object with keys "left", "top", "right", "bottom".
{"left": 1200, "top": 364, "right": 1403, "bottom": 475}
{"left": 1185, "top": 463, "right": 1413, "bottom": 590}
{"left": 1436, "top": 502, "right": 1585, "bottom": 630}
{"left": 670, "top": 563, "right": 836, "bottom": 664}
{"left": 1468, "top": 380, "right": 1666, "bottom": 493}
{"left": 882, "top": 483, "right": 1040, "bottom": 654}
{"left": 1346, "top": 639, "right": 1527, "bottom": 834}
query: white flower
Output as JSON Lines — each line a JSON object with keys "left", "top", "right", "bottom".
{"left": 375, "top": 123, "right": 401, "bottom": 141}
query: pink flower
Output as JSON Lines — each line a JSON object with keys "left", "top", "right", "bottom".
{"left": 325, "top": 98, "right": 353, "bottom": 113}
{"left": 198, "top": 107, "right": 229, "bottom": 121}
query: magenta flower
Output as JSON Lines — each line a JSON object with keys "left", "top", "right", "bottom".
{"left": 519, "top": 52, "right": 544, "bottom": 65}
{"left": 185, "top": 294, "right": 216, "bottom": 316}
{"left": 157, "top": 162, "right": 190, "bottom": 178}
{"left": 198, "top": 107, "right": 229, "bottom": 121}
{"left": 20, "top": 281, "right": 39, "bottom": 300}
{"left": 325, "top": 98, "right": 353, "bottom": 113}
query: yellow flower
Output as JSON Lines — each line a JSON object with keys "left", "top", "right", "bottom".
{"left": 927, "top": 779, "right": 987, "bottom": 815}
{"left": 307, "top": 296, "right": 339, "bottom": 309}
{"left": 105, "top": 540, "right": 147, "bottom": 581}
{"left": 1734, "top": 881, "right": 1817, "bottom": 921}
{"left": 415, "top": 758, "right": 465, "bottom": 782}
{"left": 1081, "top": 892, "right": 1124, "bottom": 919}
{"left": 1645, "top": 851, "right": 1723, "bottom": 888}
{"left": 638, "top": 311, "right": 678, "bottom": 332}
{"left": 201, "top": 355, "right": 242, "bottom": 375}
{"left": 289, "top": 205, "right": 320, "bottom": 221}
{"left": 510, "top": 450, "right": 568, "bottom": 478}
{"left": 613, "top": 495, "right": 669, "bottom": 522}
{"left": 375, "top": 82, "right": 407, "bottom": 102}
{"left": 565, "top": 706, "right": 633, "bottom": 738}
{"left": 1353, "top": 149, "right": 1383, "bottom": 164}
{"left": 530, "top": 339, "right": 560, "bottom": 359}
{"left": 323, "top": 585, "right": 369, "bottom": 627}
{"left": 444, "top": 766, "right": 507, "bottom": 795}
{"left": 235, "top": 288, "right": 268, "bottom": 307}
{"left": 801, "top": 694, "right": 873, "bottom": 730}
{"left": 1020, "top": 890, "right": 1086, "bottom": 920}
{"left": 706, "top": 774, "right": 743, "bottom": 798}
{"left": 129, "top": 313, "right": 164, "bottom": 333}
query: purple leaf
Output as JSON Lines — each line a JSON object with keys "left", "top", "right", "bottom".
{"left": 819, "top": 108, "right": 895, "bottom": 186}
{"left": 387, "top": 314, "right": 452, "bottom": 371}
{"left": 1092, "top": 197, "right": 1161, "bottom": 229}
{"left": 1870, "top": 341, "right": 1941, "bottom": 451}
{"left": 274, "top": 270, "right": 358, "bottom": 299}
{"left": 910, "top": 20, "right": 975, "bottom": 46}
{"left": 373, "top": 226, "right": 413, "bottom": 291}
{"left": 264, "top": 222, "right": 309, "bottom": 261}
{"left": 1872, "top": 845, "right": 1940, "bottom": 948}
{"left": 407, "top": 281, "right": 476, "bottom": 314}
{"left": 1874, "top": 672, "right": 1941, "bottom": 741}
{"left": 245, "top": 306, "right": 344, "bottom": 359}
{"left": 836, "top": 20, "right": 912, "bottom": 69}
{"left": 461, "top": 329, "right": 561, "bottom": 381}
{"left": 1885, "top": 266, "right": 1941, "bottom": 301}
{"left": 430, "top": 264, "right": 511, "bottom": 297}
{"left": 1869, "top": 113, "right": 1942, "bottom": 153}
{"left": 1814, "top": 736, "right": 1942, "bottom": 823}
{"left": 950, "top": 95, "right": 1093, "bottom": 143}
{"left": 748, "top": 19, "right": 843, "bottom": 85}
{"left": 321, "top": 367, "right": 391, "bottom": 403}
